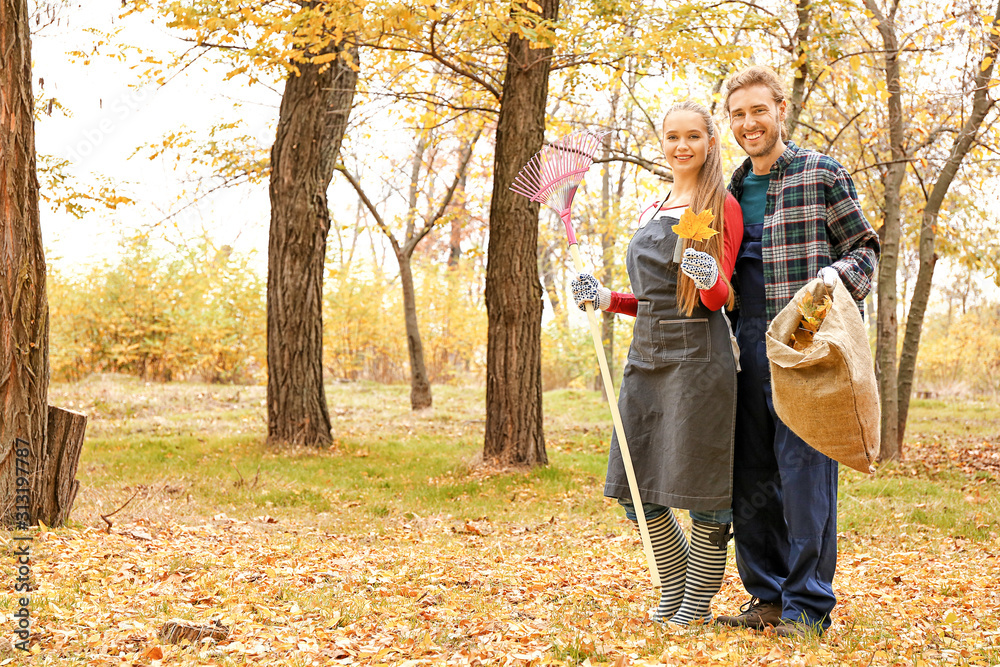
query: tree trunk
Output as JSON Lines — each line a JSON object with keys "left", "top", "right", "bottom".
{"left": 864, "top": 0, "right": 905, "bottom": 460}
{"left": 483, "top": 0, "right": 557, "bottom": 467}
{"left": 448, "top": 171, "right": 468, "bottom": 268}
{"left": 538, "top": 241, "right": 564, "bottom": 318}
{"left": 400, "top": 133, "right": 433, "bottom": 409}
{"left": 897, "top": 241, "right": 936, "bottom": 433}
{"left": 267, "top": 40, "right": 358, "bottom": 446}
{"left": 0, "top": 0, "right": 50, "bottom": 526}
{"left": 340, "top": 134, "right": 477, "bottom": 410}
{"left": 896, "top": 2, "right": 1000, "bottom": 447}
{"left": 398, "top": 253, "right": 432, "bottom": 409}
{"left": 595, "top": 130, "right": 615, "bottom": 398}
{"left": 786, "top": 0, "right": 812, "bottom": 143}
{"left": 875, "top": 217, "right": 902, "bottom": 460}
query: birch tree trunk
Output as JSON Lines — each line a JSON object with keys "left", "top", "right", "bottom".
{"left": 864, "top": 0, "right": 906, "bottom": 460}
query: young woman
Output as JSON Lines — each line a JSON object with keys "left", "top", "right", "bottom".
{"left": 572, "top": 101, "right": 743, "bottom": 625}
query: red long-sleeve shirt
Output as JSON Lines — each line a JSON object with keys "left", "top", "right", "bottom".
{"left": 607, "top": 193, "right": 744, "bottom": 315}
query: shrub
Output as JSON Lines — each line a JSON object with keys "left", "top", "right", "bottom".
{"left": 48, "top": 236, "right": 266, "bottom": 383}
{"left": 322, "top": 261, "right": 487, "bottom": 384}
{"left": 915, "top": 305, "right": 1000, "bottom": 397}
{"left": 48, "top": 235, "right": 492, "bottom": 387}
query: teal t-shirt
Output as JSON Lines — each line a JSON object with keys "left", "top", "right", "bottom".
{"left": 740, "top": 171, "right": 770, "bottom": 229}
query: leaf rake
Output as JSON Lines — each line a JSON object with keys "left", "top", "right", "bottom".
{"left": 510, "top": 130, "right": 661, "bottom": 589}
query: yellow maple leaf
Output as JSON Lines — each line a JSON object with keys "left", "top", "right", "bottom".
{"left": 672, "top": 208, "right": 719, "bottom": 242}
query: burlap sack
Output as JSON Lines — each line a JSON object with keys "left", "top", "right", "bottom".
{"left": 765, "top": 277, "right": 880, "bottom": 474}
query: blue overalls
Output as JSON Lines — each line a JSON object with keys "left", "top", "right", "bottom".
{"left": 731, "top": 171, "right": 839, "bottom": 631}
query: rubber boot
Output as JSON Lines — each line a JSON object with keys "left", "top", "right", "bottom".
{"left": 641, "top": 510, "right": 689, "bottom": 621}
{"left": 670, "top": 520, "right": 731, "bottom": 625}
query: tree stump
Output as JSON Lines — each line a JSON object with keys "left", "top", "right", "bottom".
{"left": 36, "top": 406, "right": 86, "bottom": 526}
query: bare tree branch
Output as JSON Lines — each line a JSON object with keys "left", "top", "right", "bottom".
{"left": 428, "top": 20, "right": 502, "bottom": 100}
{"left": 410, "top": 130, "right": 483, "bottom": 251}
{"left": 337, "top": 166, "right": 401, "bottom": 256}
{"left": 593, "top": 155, "right": 672, "bottom": 181}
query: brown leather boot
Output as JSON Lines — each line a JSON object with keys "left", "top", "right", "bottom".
{"left": 715, "top": 597, "right": 782, "bottom": 628}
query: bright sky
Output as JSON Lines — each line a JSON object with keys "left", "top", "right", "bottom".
{"left": 32, "top": 1, "right": 277, "bottom": 275}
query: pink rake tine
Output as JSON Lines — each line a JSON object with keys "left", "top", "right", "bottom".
{"left": 509, "top": 130, "right": 661, "bottom": 591}
{"left": 510, "top": 130, "right": 605, "bottom": 245}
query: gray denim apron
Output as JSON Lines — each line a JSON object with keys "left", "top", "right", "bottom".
{"left": 603, "top": 206, "right": 738, "bottom": 511}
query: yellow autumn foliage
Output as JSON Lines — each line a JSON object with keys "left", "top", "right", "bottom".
{"left": 322, "top": 261, "right": 487, "bottom": 385}
{"left": 48, "top": 237, "right": 267, "bottom": 384}
{"left": 49, "top": 241, "right": 491, "bottom": 387}
{"left": 914, "top": 306, "right": 1000, "bottom": 397}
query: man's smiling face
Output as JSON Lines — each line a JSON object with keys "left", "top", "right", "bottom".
{"left": 728, "top": 84, "right": 787, "bottom": 160}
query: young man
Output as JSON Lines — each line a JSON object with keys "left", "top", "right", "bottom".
{"left": 715, "top": 66, "right": 880, "bottom": 636}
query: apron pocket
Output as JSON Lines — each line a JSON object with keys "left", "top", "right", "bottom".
{"left": 656, "top": 318, "right": 711, "bottom": 363}
{"left": 628, "top": 301, "right": 655, "bottom": 363}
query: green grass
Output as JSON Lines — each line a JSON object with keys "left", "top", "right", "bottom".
{"left": 839, "top": 470, "right": 998, "bottom": 540}
{"left": 834, "top": 397, "right": 1000, "bottom": 541}
{"left": 906, "top": 397, "right": 1000, "bottom": 439}
{"left": 59, "top": 376, "right": 999, "bottom": 543}
{"left": 64, "top": 379, "right": 622, "bottom": 534}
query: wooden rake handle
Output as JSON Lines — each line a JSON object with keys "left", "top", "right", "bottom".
{"left": 568, "top": 242, "right": 661, "bottom": 589}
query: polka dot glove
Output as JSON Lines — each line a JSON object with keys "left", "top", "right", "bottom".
{"left": 570, "top": 273, "right": 611, "bottom": 312}
{"left": 680, "top": 248, "right": 719, "bottom": 291}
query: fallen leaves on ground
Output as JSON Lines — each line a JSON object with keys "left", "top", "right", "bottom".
{"left": 6, "top": 514, "right": 998, "bottom": 665}
{"left": 902, "top": 434, "right": 1000, "bottom": 478}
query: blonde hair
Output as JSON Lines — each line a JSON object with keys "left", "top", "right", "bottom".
{"left": 662, "top": 101, "right": 735, "bottom": 315}
{"left": 722, "top": 65, "right": 789, "bottom": 141}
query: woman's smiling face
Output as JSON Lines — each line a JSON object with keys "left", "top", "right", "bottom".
{"left": 661, "top": 110, "right": 714, "bottom": 178}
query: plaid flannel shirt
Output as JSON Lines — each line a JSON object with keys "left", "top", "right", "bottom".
{"left": 728, "top": 142, "right": 880, "bottom": 322}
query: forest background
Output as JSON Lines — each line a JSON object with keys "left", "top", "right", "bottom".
{"left": 35, "top": 0, "right": 1000, "bottom": 432}
{"left": 5, "top": 0, "right": 1000, "bottom": 664}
